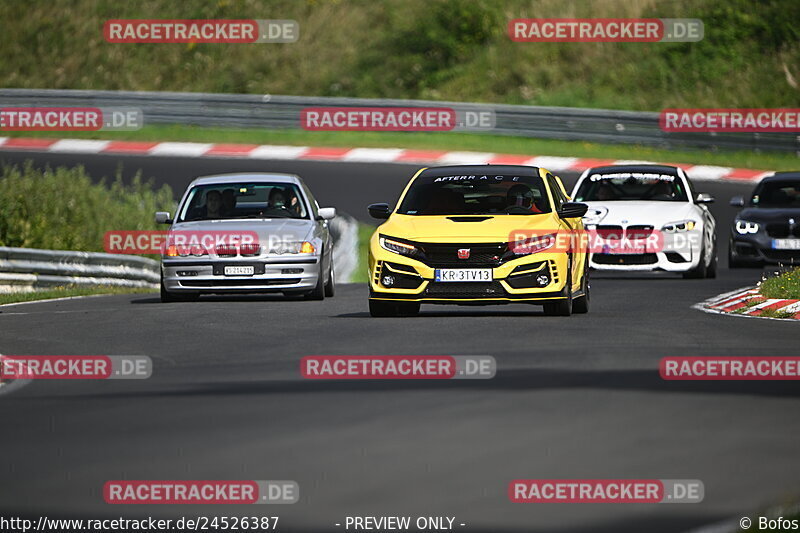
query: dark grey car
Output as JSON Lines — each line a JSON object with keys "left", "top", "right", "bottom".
{"left": 729, "top": 172, "right": 800, "bottom": 267}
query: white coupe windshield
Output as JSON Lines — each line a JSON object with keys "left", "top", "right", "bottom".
{"left": 575, "top": 172, "right": 689, "bottom": 202}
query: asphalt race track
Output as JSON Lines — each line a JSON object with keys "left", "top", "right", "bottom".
{"left": 0, "top": 151, "right": 798, "bottom": 532}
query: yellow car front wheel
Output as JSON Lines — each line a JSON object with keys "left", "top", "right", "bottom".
{"left": 544, "top": 259, "right": 572, "bottom": 316}
{"left": 573, "top": 269, "right": 590, "bottom": 314}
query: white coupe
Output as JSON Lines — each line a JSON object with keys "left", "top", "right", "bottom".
{"left": 571, "top": 164, "right": 717, "bottom": 278}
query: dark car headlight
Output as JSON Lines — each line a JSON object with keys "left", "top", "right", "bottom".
{"left": 735, "top": 220, "right": 759, "bottom": 235}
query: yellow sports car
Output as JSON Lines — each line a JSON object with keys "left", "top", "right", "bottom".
{"left": 367, "top": 165, "right": 590, "bottom": 317}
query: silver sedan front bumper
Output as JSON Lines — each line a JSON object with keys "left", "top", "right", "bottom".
{"left": 161, "top": 256, "right": 320, "bottom": 293}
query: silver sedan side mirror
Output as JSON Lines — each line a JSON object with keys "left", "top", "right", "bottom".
{"left": 317, "top": 207, "right": 336, "bottom": 220}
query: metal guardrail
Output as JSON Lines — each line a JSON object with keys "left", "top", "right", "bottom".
{"left": 0, "top": 247, "right": 159, "bottom": 292}
{"left": 0, "top": 213, "right": 360, "bottom": 293}
{"left": 1, "top": 89, "right": 797, "bottom": 153}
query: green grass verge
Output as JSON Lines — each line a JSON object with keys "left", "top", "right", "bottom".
{"left": 731, "top": 299, "right": 764, "bottom": 315}
{"left": 760, "top": 267, "right": 800, "bottom": 299}
{"left": 0, "top": 162, "right": 174, "bottom": 252}
{"left": 7, "top": 125, "right": 800, "bottom": 171}
{"left": 0, "top": 285, "right": 155, "bottom": 306}
{"left": 757, "top": 307, "right": 797, "bottom": 319}
{"left": 351, "top": 222, "right": 376, "bottom": 284}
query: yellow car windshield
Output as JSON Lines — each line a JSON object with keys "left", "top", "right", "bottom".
{"left": 397, "top": 174, "right": 551, "bottom": 215}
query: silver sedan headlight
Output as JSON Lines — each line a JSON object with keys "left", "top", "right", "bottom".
{"left": 269, "top": 241, "right": 317, "bottom": 254}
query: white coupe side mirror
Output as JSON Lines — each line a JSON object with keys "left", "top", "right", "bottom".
{"left": 695, "top": 193, "right": 715, "bottom": 204}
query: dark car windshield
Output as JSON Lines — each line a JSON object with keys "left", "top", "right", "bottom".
{"left": 397, "top": 174, "right": 551, "bottom": 215}
{"left": 751, "top": 181, "right": 800, "bottom": 207}
{"left": 574, "top": 172, "right": 688, "bottom": 202}
{"left": 178, "top": 183, "right": 308, "bottom": 222}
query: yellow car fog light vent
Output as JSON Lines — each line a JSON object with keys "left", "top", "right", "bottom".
{"left": 373, "top": 261, "right": 383, "bottom": 284}
{"left": 548, "top": 259, "right": 560, "bottom": 284}
{"left": 509, "top": 262, "right": 548, "bottom": 277}
{"left": 384, "top": 262, "right": 419, "bottom": 276}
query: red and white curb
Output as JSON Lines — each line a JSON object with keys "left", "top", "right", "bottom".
{"left": 694, "top": 286, "right": 800, "bottom": 320}
{"left": 0, "top": 137, "right": 774, "bottom": 182}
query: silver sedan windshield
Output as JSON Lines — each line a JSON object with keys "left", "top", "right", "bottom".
{"left": 178, "top": 182, "right": 309, "bottom": 222}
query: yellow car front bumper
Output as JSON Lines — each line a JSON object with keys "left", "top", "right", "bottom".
{"left": 368, "top": 245, "right": 575, "bottom": 304}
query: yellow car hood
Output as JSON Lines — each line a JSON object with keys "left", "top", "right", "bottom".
{"left": 379, "top": 213, "right": 565, "bottom": 242}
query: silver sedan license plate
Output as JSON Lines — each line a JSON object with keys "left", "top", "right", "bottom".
{"left": 224, "top": 265, "right": 255, "bottom": 276}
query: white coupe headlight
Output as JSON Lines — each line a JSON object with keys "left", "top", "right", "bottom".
{"left": 662, "top": 220, "right": 697, "bottom": 233}
{"left": 735, "top": 220, "right": 759, "bottom": 234}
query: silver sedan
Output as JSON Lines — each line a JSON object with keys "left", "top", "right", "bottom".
{"left": 156, "top": 173, "right": 336, "bottom": 302}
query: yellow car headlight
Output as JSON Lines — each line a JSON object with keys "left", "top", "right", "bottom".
{"left": 379, "top": 236, "right": 420, "bottom": 257}
{"left": 509, "top": 234, "right": 556, "bottom": 255}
